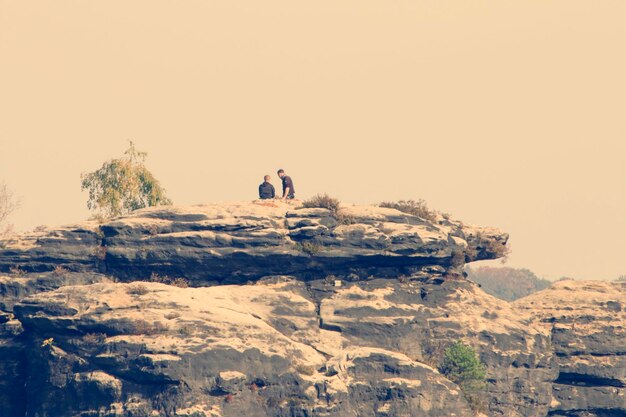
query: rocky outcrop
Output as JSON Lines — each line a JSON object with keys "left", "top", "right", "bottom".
{"left": 0, "top": 271, "right": 112, "bottom": 417}
{"left": 10, "top": 276, "right": 554, "bottom": 417}
{"left": 0, "top": 224, "right": 104, "bottom": 273}
{"left": 0, "top": 201, "right": 508, "bottom": 284}
{"left": 0, "top": 201, "right": 577, "bottom": 417}
{"left": 514, "top": 280, "right": 626, "bottom": 417}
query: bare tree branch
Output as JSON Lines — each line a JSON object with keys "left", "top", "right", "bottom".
{"left": 0, "top": 182, "right": 19, "bottom": 233}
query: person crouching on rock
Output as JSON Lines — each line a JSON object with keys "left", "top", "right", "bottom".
{"left": 277, "top": 169, "right": 295, "bottom": 200}
{"left": 258, "top": 175, "right": 276, "bottom": 200}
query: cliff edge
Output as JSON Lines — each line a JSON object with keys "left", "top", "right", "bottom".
{"left": 0, "top": 200, "right": 508, "bottom": 283}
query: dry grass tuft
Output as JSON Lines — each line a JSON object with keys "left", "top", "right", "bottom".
{"left": 150, "top": 273, "right": 189, "bottom": 288}
{"left": 302, "top": 194, "right": 341, "bottom": 213}
{"left": 379, "top": 199, "right": 438, "bottom": 222}
{"left": 127, "top": 283, "right": 150, "bottom": 296}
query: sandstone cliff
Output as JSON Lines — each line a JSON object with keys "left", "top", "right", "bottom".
{"left": 0, "top": 200, "right": 615, "bottom": 417}
{"left": 0, "top": 201, "right": 507, "bottom": 282}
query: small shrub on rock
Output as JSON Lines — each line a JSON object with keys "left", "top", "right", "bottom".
{"left": 301, "top": 194, "right": 358, "bottom": 226}
{"left": 52, "top": 265, "right": 70, "bottom": 276}
{"left": 178, "top": 326, "right": 193, "bottom": 336}
{"left": 9, "top": 266, "right": 26, "bottom": 276}
{"left": 297, "top": 241, "right": 323, "bottom": 256}
{"left": 379, "top": 199, "right": 438, "bottom": 222}
{"left": 302, "top": 194, "right": 341, "bottom": 213}
{"left": 150, "top": 273, "right": 189, "bottom": 288}
{"left": 82, "top": 333, "right": 106, "bottom": 345}
{"left": 485, "top": 238, "right": 511, "bottom": 260}
{"left": 335, "top": 211, "right": 356, "bottom": 226}
{"left": 130, "top": 320, "right": 169, "bottom": 335}
{"left": 127, "top": 283, "right": 149, "bottom": 296}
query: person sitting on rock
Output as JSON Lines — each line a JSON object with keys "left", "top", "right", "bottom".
{"left": 258, "top": 175, "right": 276, "bottom": 200}
{"left": 277, "top": 169, "right": 295, "bottom": 200}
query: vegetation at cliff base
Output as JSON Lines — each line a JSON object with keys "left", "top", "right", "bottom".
{"left": 81, "top": 141, "right": 172, "bottom": 218}
{"left": 465, "top": 266, "right": 551, "bottom": 301}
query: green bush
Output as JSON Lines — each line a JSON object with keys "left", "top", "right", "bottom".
{"left": 439, "top": 341, "right": 487, "bottom": 392}
{"left": 379, "top": 199, "right": 437, "bottom": 222}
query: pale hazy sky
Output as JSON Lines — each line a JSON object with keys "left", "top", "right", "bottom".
{"left": 1, "top": 1, "right": 625, "bottom": 281}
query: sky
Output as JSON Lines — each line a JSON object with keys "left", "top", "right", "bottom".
{"left": 1, "top": 0, "right": 625, "bottom": 281}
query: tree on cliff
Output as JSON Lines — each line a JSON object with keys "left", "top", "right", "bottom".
{"left": 81, "top": 142, "right": 172, "bottom": 218}
{"left": 440, "top": 341, "right": 487, "bottom": 410}
{"left": 0, "top": 181, "right": 19, "bottom": 236}
{"left": 440, "top": 341, "right": 487, "bottom": 390}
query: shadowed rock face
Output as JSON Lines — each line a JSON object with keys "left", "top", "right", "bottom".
{"left": 514, "top": 281, "right": 626, "bottom": 417}
{"left": 0, "top": 201, "right": 508, "bottom": 283}
{"left": 0, "top": 271, "right": 113, "bottom": 417}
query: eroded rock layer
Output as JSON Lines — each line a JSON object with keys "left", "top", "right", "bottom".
{"left": 0, "top": 202, "right": 508, "bottom": 283}
{"left": 515, "top": 280, "right": 626, "bottom": 417}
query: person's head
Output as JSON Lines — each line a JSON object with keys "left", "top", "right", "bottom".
{"left": 264, "top": 175, "right": 271, "bottom": 182}
{"left": 277, "top": 169, "right": 285, "bottom": 178}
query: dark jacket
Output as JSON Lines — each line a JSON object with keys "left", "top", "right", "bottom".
{"left": 259, "top": 182, "right": 275, "bottom": 199}
{"left": 281, "top": 175, "right": 295, "bottom": 198}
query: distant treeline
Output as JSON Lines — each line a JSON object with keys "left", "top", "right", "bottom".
{"left": 465, "top": 266, "right": 552, "bottom": 301}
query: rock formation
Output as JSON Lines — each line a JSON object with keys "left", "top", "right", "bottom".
{"left": 0, "top": 200, "right": 619, "bottom": 417}
{"left": 515, "top": 280, "right": 626, "bottom": 416}
{"left": 0, "top": 202, "right": 508, "bottom": 282}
